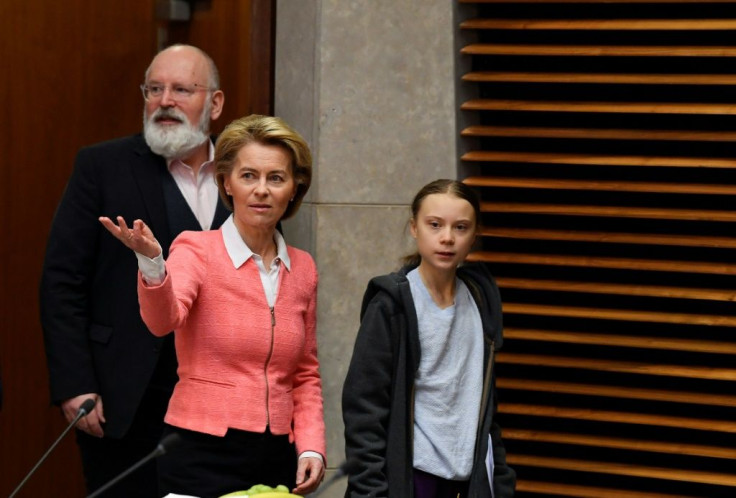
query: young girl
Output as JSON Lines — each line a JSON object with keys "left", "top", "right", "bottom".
{"left": 342, "top": 179, "right": 516, "bottom": 497}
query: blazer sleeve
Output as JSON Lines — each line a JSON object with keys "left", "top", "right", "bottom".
{"left": 40, "top": 149, "right": 103, "bottom": 403}
{"left": 290, "top": 261, "right": 326, "bottom": 458}
{"left": 342, "top": 293, "right": 396, "bottom": 497}
{"left": 138, "top": 232, "right": 207, "bottom": 336}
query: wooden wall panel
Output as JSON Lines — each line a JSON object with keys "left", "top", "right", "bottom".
{"left": 0, "top": 1, "right": 273, "bottom": 496}
{"left": 0, "top": 2, "right": 157, "bottom": 495}
{"left": 165, "top": 0, "right": 275, "bottom": 131}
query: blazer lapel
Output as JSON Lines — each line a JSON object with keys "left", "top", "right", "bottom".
{"left": 129, "top": 135, "right": 174, "bottom": 255}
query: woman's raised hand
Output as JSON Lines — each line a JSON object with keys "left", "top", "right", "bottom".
{"left": 99, "top": 216, "right": 162, "bottom": 260}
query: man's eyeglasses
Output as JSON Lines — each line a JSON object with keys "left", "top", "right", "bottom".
{"left": 140, "top": 83, "right": 213, "bottom": 102}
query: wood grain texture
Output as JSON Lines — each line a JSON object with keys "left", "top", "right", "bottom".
{"left": 0, "top": 2, "right": 273, "bottom": 496}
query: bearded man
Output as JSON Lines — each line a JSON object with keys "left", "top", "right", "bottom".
{"left": 40, "top": 44, "right": 227, "bottom": 497}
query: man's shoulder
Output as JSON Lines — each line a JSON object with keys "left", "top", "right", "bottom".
{"left": 73, "top": 134, "right": 164, "bottom": 175}
{"left": 78, "top": 133, "right": 149, "bottom": 156}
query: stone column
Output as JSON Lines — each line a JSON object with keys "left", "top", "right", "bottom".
{"left": 275, "top": 1, "right": 460, "bottom": 495}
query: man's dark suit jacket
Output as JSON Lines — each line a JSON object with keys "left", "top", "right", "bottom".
{"left": 40, "top": 134, "right": 229, "bottom": 438}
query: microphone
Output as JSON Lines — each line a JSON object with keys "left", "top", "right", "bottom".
{"left": 9, "top": 398, "right": 97, "bottom": 498}
{"left": 86, "top": 433, "right": 182, "bottom": 498}
{"left": 310, "top": 458, "right": 360, "bottom": 497}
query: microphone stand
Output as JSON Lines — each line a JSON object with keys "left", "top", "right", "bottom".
{"left": 86, "top": 433, "right": 181, "bottom": 498}
{"left": 309, "top": 459, "right": 358, "bottom": 498}
{"left": 9, "top": 398, "right": 96, "bottom": 498}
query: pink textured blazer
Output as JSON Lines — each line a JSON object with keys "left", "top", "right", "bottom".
{"left": 138, "top": 228, "right": 325, "bottom": 457}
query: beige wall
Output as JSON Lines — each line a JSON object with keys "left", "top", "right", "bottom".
{"left": 275, "top": 1, "right": 460, "bottom": 495}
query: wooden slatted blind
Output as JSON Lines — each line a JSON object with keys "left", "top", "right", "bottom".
{"left": 457, "top": 0, "right": 736, "bottom": 496}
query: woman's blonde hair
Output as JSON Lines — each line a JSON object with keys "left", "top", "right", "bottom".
{"left": 214, "top": 114, "right": 312, "bottom": 220}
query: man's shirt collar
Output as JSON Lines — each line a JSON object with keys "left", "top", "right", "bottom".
{"left": 166, "top": 139, "right": 215, "bottom": 171}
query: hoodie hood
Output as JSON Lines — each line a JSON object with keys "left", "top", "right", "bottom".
{"left": 359, "top": 264, "right": 416, "bottom": 320}
{"left": 360, "top": 262, "right": 504, "bottom": 349}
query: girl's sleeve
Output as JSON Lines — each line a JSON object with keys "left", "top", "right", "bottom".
{"left": 342, "top": 294, "right": 395, "bottom": 497}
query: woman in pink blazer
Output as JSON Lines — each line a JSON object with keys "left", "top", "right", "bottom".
{"left": 100, "top": 114, "right": 325, "bottom": 498}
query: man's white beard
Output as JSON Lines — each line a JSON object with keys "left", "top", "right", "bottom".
{"left": 143, "top": 102, "right": 210, "bottom": 160}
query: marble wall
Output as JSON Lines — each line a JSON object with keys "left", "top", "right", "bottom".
{"left": 275, "top": 1, "right": 463, "bottom": 495}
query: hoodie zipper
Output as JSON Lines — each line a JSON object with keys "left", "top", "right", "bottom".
{"left": 463, "top": 276, "right": 495, "bottom": 438}
{"left": 478, "top": 340, "right": 495, "bottom": 437}
{"left": 464, "top": 274, "right": 497, "bottom": 496}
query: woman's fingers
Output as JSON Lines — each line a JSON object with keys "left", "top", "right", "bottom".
{"left": 293, "top": 457, "right": 324, "bottom": 495}
{"left": 98, "top": 216, "right": 115, "bottom": 232}
{"left": 99, "top": 217, "right": 161, "bottom": 259}
{"left": 99, "top": 216, "right": 137, "bottom": 247}
{"left": 116, "top": 216, "right": 131, "bottom": 233}
{"left": 132, "top": 219, "right": 148, "bottom": 239}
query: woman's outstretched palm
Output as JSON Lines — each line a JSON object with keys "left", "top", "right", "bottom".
{"left": 99, "top": 216, "right": 162, "bottom": 259}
